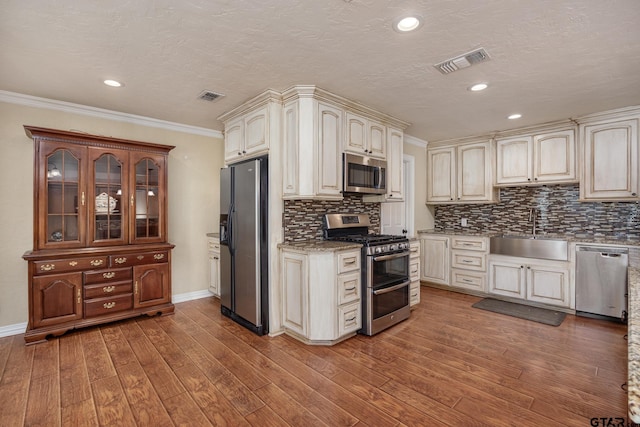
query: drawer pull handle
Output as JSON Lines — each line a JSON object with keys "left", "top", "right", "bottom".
{"left": 344, "top": 258, "right": 356, "bottom": 264}
{"left": 345, "top": 287, "right": 356, "bottom": 291}
{"left": 69, "top": 261, "right": 78, "bottom": 267}
{"left": 90, "top": 259, "right": 104, "bottom": 267}
{"left": 137, "top": 255, "right": 145, "bottom": 260}
{"left": 103, "top": 272, "right": 116, "bottom": 279}
{"left": 411, "top": 268, "right": 418, "bottom": 274}
{"left": 153, "top": 253, "right": 165, "bottom": 260}
{"left": 346, "top": 316, "right": 356, "bottom": 323}
{"left": 114, "top": 257, "right": 127, "bottom": 264}
{"left": 103, "top": 285, "right": 115, "bottom": 293}
{"left": 77, "top": 289, "right": 81, "bottom": 304}
{"left": 103, "top": 302, "right": 116, "bottom": 309}
{"left": 462, "top": 279, "right": 472, "bottom": 283}
{"left": 461, "top": 260, "right": 473, "bottom": 263}
{"left": 40, "top": 264, "right": 55, "bottom": 271}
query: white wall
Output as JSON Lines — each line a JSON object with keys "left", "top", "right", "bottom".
{"left": 0, "top": 99, "right": 224, "bottom": 332}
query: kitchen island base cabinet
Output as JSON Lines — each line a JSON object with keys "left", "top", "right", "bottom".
{"left": 281, "top": 246, "right": 361, "bottom": 345}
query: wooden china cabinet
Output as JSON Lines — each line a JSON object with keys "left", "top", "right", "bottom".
{"left": 22, "top": 126, "right": 175, "bottom": 344}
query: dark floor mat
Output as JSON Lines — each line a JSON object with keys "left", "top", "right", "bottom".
{"left": 472, "top": 298, "right": 566, "bottom": 326}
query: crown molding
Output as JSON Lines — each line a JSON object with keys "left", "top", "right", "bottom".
{"left": 0, "top": 90, "right": 223, "bottom": 139}
{"left": 404, "top": 134, "right": 428, "bottom": 147}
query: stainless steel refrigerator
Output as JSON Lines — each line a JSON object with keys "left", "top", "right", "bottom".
{"left": 219, "top": 157, "right": 268, "bottom": 335}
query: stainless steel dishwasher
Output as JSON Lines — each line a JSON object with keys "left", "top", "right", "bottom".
{"left": 576, "top": 246, "right": 628, "bottom": 322}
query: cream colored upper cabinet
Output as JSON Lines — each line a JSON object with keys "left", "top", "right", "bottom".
{"left": 220, "top": 100, "right": 273, "bottom": 164}
{"left": 282, "top": 90, "right": 343, "bottom": 200}
{"left": 345, "top": 111, "right": 386, "bottom": 159}
{"left": 427, "top": 140, "right": 496, "bottom": 204}
{"left": 426, "top": 146, "right": 455, "bottom": 202}
{"left": 495, "top": 128, "right": 576, "bottom": 186}
{"left": 580, "top": 117, "right": 639, "bottom": 201}
{"left": 386, "top": 127, "right": 404, "bottom": 200}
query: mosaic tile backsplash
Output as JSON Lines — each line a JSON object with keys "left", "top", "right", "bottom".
{"left": 434, "top": 184, "right": 640, "bottom": 241}
{"left": 284, "top": 194, "right": 380, "bottom": 242}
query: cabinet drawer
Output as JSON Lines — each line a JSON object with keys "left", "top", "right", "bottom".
{"left": 410, "top": 281, "right": 420, "bottom": 306}
{"left": 84, "top": 293, "right": 133, "bottom": 317}
{"left": 110, "top": 251, "right": 169, "bottom": 267}
{"left": 84, "top": 280, "right": 133, "bottom": 299}
{"left": 208, "top": 239, "right": 220, "bottom": 251}
{"left": 409, "top": 259, "right": 420, "bottom": 281}
{"left": 34, "top": 256, "right": 109, "bottom": 275}
{"left": 83, "top": 267, "right": 132, "bottom": 285}
{"left": 338, "top": 301, "right": 361, "bottom": 336}
{"left": 409, "top": 241, "right": 420, "bottom": 259}
{"left": 337, "top": 271, "right": 360, "bottom": 305}
{"left": 451, "top": 251, "right": 486, "bottom": 271}
{"left": 451, "top": 237, "right": 487, "bottom": 252}
{"left": 451, "top": 269, "right": 486, "bottom": 292}
{"left": 337, "top": 251, "right": 360, "bottom": 274}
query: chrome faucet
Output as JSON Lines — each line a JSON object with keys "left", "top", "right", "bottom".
{"left": 529, "top": 208, "right": 537, "bottom": 238}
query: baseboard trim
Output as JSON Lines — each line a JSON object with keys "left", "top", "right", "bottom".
{"left": 172, "top": 289, "right": 216, "bottom": 304}
{"left": 0, "top": 322, "right": 27, "bottom": 338}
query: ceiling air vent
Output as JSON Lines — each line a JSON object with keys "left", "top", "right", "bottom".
{"left": 434, "top": 47, "right": 491, "bottom": 75}
{"left": 197, "top": 90, "right": 225, "bottom": 102}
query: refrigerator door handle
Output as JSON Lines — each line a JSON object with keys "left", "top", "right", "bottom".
{"left": 228, "top": 204, "right": 235, "bottom": 255}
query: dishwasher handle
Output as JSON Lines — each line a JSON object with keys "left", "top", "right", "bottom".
{"left": 577, "top": 246, "right": 629, "bottom": 256}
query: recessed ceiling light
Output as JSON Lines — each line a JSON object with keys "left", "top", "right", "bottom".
{"left": 508, "top": 113, "right": 522, "bottom": 120}
{"left": 103, "top": 79, "right": 123, "bottom": 87}
{"left": 393, "top": 15, "right": 424, "bottom": 33}
{"left": 469, "top": 83, "right": 488, "bottom": 92}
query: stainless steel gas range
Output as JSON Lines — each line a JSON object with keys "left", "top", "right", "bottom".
{"left": 324, "top": 213, "right": 411, "bottom": 336}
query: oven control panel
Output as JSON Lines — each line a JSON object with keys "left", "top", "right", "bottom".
{"left": 371, "top": 242, "right": 409, "bottom": 254}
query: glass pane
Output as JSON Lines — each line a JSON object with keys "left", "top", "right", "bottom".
{"left": 46, "top": 149, "right": 79, "bottom": 243}
{"left": 134, "top": 158, "right": 160, "bottom": 239}
{"left": 93, "top": 154, "right": 124, "bottom": 242}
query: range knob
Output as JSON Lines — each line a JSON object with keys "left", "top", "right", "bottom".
{"left": 375, "top": 246, "right": 383, "bottom": 254}
{"left": 390, "top": 244, "right": 398, "bottom": 251}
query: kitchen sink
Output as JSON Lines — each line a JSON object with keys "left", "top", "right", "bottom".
{"left": 489, "top": 235, "right": 569, "bottom": 261}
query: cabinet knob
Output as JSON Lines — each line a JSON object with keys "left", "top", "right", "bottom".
{"left": 527, "top": 178, "right": 531, "bottom": 181}
{"left": 534, "top": 177, "right": 538, "bottom": 181}
{"left": 242, "top": 150, "right": 246, "bottom": 154}
{"left": 633, "top": 193, "right": 637, "bottom": 196}
{"left": 389, "top": 194, "right": 393, "bottom": 197}
{"left": 520, "top": 265, "right": 524, "bottom": 269}
{"left": 238, "top": 152, "right": 242, "bottom": 156}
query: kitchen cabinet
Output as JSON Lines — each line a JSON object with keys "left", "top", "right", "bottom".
{"left": 344, "top": 111, "right": 386, "bottom": 159}
{"left": 495, "top": 128, "right": 577, "bottom": 186}
{"left": 419, "top": 234, "right": 450, "bottom": 285}
{"left": 218, "top": 91, "right": 281, "bottom": 164}
{"left": 426, "top": 140, "right": 496, "bottom": 204}
{"left": 23, "top": 126, "right": 174, "bottom": 344}
{"left": 488, "top": 255, "right": 571, "bottom": 308}
{"left": 207, "top": 236, "right": 220, "bottom": 297}
{"left": 409, "top": 240, "right": 421, "bottom": 307}
{"left": 580, "top": 115, "right": 639, "bottom": 201}
{"left": 281, "top": 246, "right": 361, "bottom": 344}
{"left": 363, "top": 126, "right": 405, "bottom": 202}
{"left": 282, "top": 88, "right": 343, "bottom": 200}
{"left": 450, "top": 236, "right": 488, "bottom": 292}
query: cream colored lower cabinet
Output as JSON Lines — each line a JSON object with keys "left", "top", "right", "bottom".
{"left": 419, "top": 234, "right": 450, "bottom": 285}
{"left": 409, "top": 240, "right": 421, "bottom": 306}
{"left": 281, "top": 247, "right": 361, "bottom": 344}
{"left": 450, "top": 236, "right": 488, "bottom": 292}
{"left": 488, "top": 255, "right": 571, "bottom": 308}
{"left": 207, "top": 236, "right": 220, "bottom": 297}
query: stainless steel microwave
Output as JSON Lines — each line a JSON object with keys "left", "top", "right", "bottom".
{"left": 343, "top": 153, "right": 387, "bottom": 194}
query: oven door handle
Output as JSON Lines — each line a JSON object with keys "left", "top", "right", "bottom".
{"left": 373, "top": 280, "right": 411, "bottom": 295}
{"left": 372, "top": 252, "right": 409, "bottom": 262}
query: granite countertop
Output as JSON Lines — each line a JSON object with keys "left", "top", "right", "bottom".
{"left": 417, "top": 229, "right": 640, "bottom": 247}
{"left": 279, "top": 240, "right": 362, "bottom": 252}
{"left": 206, "top": 232, "right": 220, "bottom": 239}
{"left": 629, "top": 267, "right": 640, "bottom": 423}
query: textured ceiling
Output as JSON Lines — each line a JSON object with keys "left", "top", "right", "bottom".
{"left": 1, "top": 0, "right": 639, "bottom": 142}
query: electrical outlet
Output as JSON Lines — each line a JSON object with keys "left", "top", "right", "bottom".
{"left": 461, "top": 218, "right": 468, "bottom": 227}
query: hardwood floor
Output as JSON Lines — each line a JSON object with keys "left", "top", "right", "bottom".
{"left": 0, "top": 286, "right": 629, "bottom": 426}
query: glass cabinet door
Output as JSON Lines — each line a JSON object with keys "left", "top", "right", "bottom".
{"left": 131, "top": 153, "right": 165, "bottom": 243}
{"left": 88, "top": 148, "right": 129, "bottom": 246}
{"left": 39, "top": 142, "right": 86, "bottom": 249}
